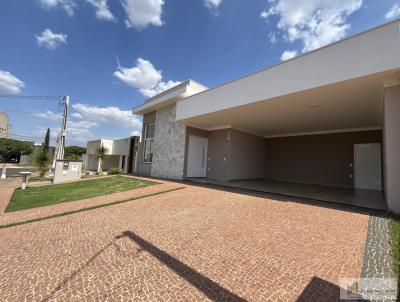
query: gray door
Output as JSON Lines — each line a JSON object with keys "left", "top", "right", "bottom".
{"left": 354, "top": 143, "right": 382, "bottom": 190}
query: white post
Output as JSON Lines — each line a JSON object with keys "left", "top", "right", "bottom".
{"left": 53, "top": 96, "right": 69, "bottom": 169}
{"left": 97, "top": 158, "right": 102, "bottom": 173}
{"left": 1, "top": 163, "right": 6, "bottom": 179}
{"left": 20, "top": 172, "right": 31, "bottom": 190}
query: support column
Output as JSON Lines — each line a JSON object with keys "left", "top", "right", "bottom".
{"left": 383, "top": 85, "right": 400, "bottom": 214}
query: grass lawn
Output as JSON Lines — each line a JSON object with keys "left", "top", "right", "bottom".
{"left": 29, "top": 176, "right": 52, "bottom": 182}
{"left": 6, "top": 176, "right": 156, "bottom": 212}
{"left": 389, "top": 215, "right": 400, "bottom": 292}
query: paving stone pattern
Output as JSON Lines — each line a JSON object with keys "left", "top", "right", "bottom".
{"left": 0, "top": 184, "right": 370, "bottom": 301}
{"left": 360, "top": 214, "right": 397, "bottom": 301}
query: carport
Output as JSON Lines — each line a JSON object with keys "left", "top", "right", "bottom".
{"left": 177, "top": 22, "right": 400, "bottom": 211}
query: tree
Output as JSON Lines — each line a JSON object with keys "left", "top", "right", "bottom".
{"left": 43, "top": 128, "right": 50, "bottom": 150}
{"left": 65, "top": 145, "right": 86, "bottom": 160}
{"left": 0, "top": 138, "right": 32, "bottom": 178}
{"left": 34, "top": 129, "right": 51, "bottom": 179}
{"left": 34, "top": 151, "right": 50, "bottom": 179}
{"left": 96, "top": 145, "right": 108, "bottom": 173}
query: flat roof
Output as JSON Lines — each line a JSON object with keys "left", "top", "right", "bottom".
{"left": 176, "top": 20, "right": 400, "bottom": 122}
{"left": 133, "top": 79, "right": 207, "bottom": 115}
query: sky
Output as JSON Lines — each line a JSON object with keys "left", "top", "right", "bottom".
{"left": 0, "top": 0, "right": 399, "bottom": 146}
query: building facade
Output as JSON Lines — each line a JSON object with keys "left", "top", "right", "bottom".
{"left": 0, "top": 112, "right": 11, "bottom": 138}
{"left": 133, "top": 21, "right": 400, "bottom": 214}
{"left": 83, "top": 136, "right": 139, "bottom": 173}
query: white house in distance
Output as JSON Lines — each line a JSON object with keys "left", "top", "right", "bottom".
{"left": 0, "top": 112, "right": 11, "bottom": 138}
{"left": 83, "top": 137, "right": 139, "bottom": 173}
{"left": 133, "top": 20, "right": 400, "bottom": 215}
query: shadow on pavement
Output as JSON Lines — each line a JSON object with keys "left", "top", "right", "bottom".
{"left": 117, "top": 230, "right": 247, "bottom": 302}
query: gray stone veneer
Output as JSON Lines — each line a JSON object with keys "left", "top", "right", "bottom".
{"left": 151, "top": 104, "right": 186, "bottom": 180}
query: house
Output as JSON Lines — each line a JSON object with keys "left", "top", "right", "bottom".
{"left": 83, "top": 136, "right": 139, "bottom": 173}
{"left": 133, "top": 20, "right": 400, "bottom": 214}
{"left": 0, "top": 112, "right": 11, "bottom": 138}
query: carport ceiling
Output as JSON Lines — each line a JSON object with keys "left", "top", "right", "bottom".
{"left": 184, "top": 71, "right": 397, "bottom": 137}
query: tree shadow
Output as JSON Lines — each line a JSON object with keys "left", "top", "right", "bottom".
{"left": 117, "top": 231, "right": 247, "bottom": 302}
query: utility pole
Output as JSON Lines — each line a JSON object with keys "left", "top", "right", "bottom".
{"left": 53, "top": 96, "right": 69, "bottom": 168}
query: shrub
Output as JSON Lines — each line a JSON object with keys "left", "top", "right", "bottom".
{"left": 34, "top": 151, "right": 50, "bottom": 179}
{"left": 65, "top": 153, "right": 81, "bottom": 161}
{"left": 108, "top": 167, "right": 122, "bottom": 175}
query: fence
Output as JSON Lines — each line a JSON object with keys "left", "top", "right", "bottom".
{"left": 0, "top": 176, "right": 23, "bottom": 188}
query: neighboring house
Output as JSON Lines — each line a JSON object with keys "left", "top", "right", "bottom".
{"left": 133, "top": 20, "right": 400, "bottom": 215}
{"left": 19, "top": 143, "right": 56, "bottom": 164}
{"left": 0, "top": 112, "right": 11, "bottom": 138}
{"left": 83, "top": 137, "right": 139, "bottom": 173}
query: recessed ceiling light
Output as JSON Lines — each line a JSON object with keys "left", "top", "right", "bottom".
{"left": 308, "top": 104, "right": 321, "bottom": 109}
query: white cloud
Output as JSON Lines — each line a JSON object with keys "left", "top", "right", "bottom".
{"left": 36, "top": 29, "right": 68, "bottom": 49}
{"left": 280, "top": 50, "right": 297, "bottom": 61}
{"left": 71, "top": 112, "right": 82, "bottom": 118}
{"left": 114, "top": 58, "right": 161, "bottom": 92}
{"left": 113, "top": 57, "right": 181, "bottom": 97}
{"left": 0, "top": 70, "right": 25, "bottom": 95}
{"left": 130, "top": 130, "right": 141, "bottom": 137}
{"left": 268, "top": 31, "right": 278, "bottom": 44}
{"left": 85, "top": 0, "right": 115, "bottom": 21}
{"left": 386, "top": 3, "right": 400, "bottom": 19}
{"left": 39, "top": 0, "right": 77, "bottom": 17}
{"left": 67, "top": 120, "right": 99, "bottom": 142}
{"left": 121, "top": 0, "right": 164, "bottom": 29}
{"left": 71, "top": 103, "right": 142, "bottom": 130}
{"left": 204, "top": 0, "right": 221, "bottom": 12}
{"left": 36, "top": 120, "right": 98, "bottom": 145}
{"left": 262, "top": 0, "right": 363, "bottom": 52}
{"left": 34, "top": 110, "right": 63, "bottom": 121}
{"left": 140, "top": 80, "right": 181, "bottom": 98}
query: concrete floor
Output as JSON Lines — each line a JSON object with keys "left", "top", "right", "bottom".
{"left": 188, "top": 178, "right": 387, "bottom": 210}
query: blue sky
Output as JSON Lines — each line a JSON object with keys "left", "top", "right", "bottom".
{"left": 0, "top": 0, "right": 399, "bottom": 146}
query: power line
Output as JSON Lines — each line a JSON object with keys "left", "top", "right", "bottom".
{"left": 0, "top": 109, "right": 61, "bottom": 115}
{"left": 0, "top": 95, "right": 63, "bottom": 100}
{"left": 9, "top": 133, "right": 83, "bottom": 145}
{"left": 0, "top": 108, "right": 133, "bottom": 130}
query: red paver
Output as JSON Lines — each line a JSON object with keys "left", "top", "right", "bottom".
{"left": 0, "top": 183, "right": 370, "bottom": 301}
{"left": 0, "top": 188, "right": 14, "bottom": 214}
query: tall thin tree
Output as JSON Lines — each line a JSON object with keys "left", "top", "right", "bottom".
{"left": 43, "top": 128, "right": 50, "bottom": 151}
{"left": 35, "top": 128, "right": 51, "bottom": 179}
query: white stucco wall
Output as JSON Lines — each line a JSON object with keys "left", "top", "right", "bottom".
{"left": 86, "top": 139, "right": 114, "bottom": 154}
{"left": 112, "top": 138, "right": 130, "bottom": 156}
{"left": 177, "top": 21, "right": 400, "bottom": 121}
{"left": 383, "top": 85, "right": 400, "bottom": 214}
{"left": 151, "top": 104, "right": 186, "bottom": 179}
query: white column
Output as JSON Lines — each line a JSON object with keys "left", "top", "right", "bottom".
{"left": 118, "top": 156, "right": 123, "bottom": 170}
{"left": 383, "top": 85, "right": 400, "bottom": 213}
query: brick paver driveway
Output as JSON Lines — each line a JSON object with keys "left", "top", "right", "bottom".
{"left": 0, "top": 183, "right": 370, "bottom": 301}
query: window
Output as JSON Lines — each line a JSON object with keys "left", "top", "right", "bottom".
{"left": 143, "top": 123, "right": 155, "bottom": 163}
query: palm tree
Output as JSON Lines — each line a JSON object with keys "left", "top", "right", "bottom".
{"left": 96, "top": 145, "right": 108, "bottom": 173}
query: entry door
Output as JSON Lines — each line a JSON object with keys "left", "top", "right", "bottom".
{"left": 187, "top": 135, "right": 208, "bottom": 177}
{"left": 354, "top": 143, "right": 382, "bottom": 190}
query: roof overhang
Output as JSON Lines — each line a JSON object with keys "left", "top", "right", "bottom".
{"left": 176, "top": 20, "right": 400, "bottom": 130}
{"left": 132, "top": 80, "right": 207, "bottom": 115}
